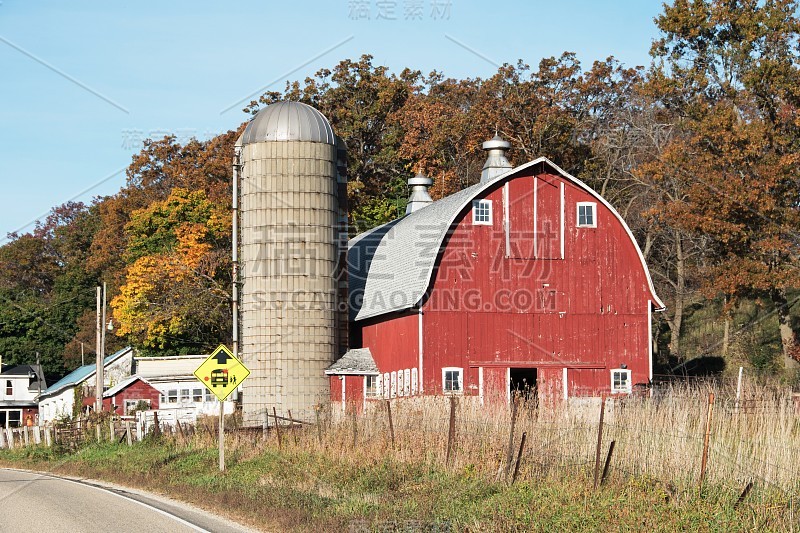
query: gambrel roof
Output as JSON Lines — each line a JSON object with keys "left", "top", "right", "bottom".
{"left": 348, "top": 157, "right": 665, "bottom": 322}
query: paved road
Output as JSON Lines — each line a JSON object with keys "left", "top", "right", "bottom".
{"left": 0, "top": 468, "right": 257, "bottom": 533}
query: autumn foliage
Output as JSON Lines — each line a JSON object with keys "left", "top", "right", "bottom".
{"left": 1, "top": 0, "right": 798, "bottom": 380}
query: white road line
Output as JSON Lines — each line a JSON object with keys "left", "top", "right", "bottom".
{"left": 3, "top": 468, "right": 211, "bottom": 532}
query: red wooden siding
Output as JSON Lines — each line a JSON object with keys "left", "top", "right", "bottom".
{"left": 354, "top": 165, "right": 657, "bottom": 401}
{"left": 109, "top": 380, "right": 160, "bottom": 415}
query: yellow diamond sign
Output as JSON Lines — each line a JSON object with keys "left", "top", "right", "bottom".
{"left": 194, "top": 345, "right": 250, "bottom": 401}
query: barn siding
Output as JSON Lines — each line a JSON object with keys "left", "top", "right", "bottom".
{"left": 353, "top": 165, "right": 656, "bottom": 402}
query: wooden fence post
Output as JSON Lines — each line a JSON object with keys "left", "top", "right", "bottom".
{"left": 44, "top": 427, "right": 52, "bottom": 447}
{"left": 288, "top": 410, "right": 298, "bottom": 446}
{"left": 273, "top": 407, "right": 282, "bottom": 450}
{"left": 601, "top": 440, "right": 616, "bottom": 485}
{"left": 125, "top": 421, "right": 133, "bottom": 446}
{"left": 385, "top": 400, "right": 395, "bottom": 450}
{"left": 351, "top": 405, "right": 357, "bottom": 448}
{"left": 0, "top": 427, "right": 6, "bottom": 448}
{"left": 446, "top": 396, "right": 457, "bottom": 467}
{"left": 593, "top": 395, "right": 607, "bottom": 490}
{"left": 734, "top": 480, "right": 753, "bottom": 509}
{"left": 315, "top": 406, "right": 323, "bottom": 446}
{"left": 699, "top": 392, "right": 715, "bottom": 492}
{"left": 109, "top": 418, "right": 115, "bottom": 443}
{"left": 6, "top": 428, "right": 14, "bottom": 449}
{"left": 502, "top": 397, "right": 519, "bottom": 480}
{"left": 511, "top": 431, "right": 527, "bottom": 485}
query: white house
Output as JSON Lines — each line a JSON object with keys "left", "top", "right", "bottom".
{"left": 132, "top": 355, "right": 235, "bottom": 418}
{"left": 0, "top": 363, "right": 46, "bottom": 428}
{"left": 37, "top": 347, "right": 134, "bottom": 423}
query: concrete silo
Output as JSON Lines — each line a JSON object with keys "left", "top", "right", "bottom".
{"left": 235, "top": 101, "right": 347, "bottom": 424}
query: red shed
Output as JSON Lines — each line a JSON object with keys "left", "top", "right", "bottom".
{"left": 102, "top": 376, "right": 160, "bottom": 415}
{"left": 338, "top": 145, "right": 664, "bottom": 409}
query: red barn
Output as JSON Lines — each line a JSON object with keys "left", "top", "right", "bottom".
{"left": 102, "top": 376, "right": 160, "bottom": 415}
{"left": 332, "top": 138, "right": 664, "bottom": 409}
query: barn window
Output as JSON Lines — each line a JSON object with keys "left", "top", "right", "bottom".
{"left": 442, "top": 367, "right": 463, "bottom": 394}
{"left": 577, "top": 202, "right": 596, "bottom": 228}
{"left": 472, "top": 199, "right": 492, "bottom": 225}
{"left": 365, "top": 375, "right": 379, "bottom": 398}
{"left": 611, "top": 369, "right": 631, "bottom": 394}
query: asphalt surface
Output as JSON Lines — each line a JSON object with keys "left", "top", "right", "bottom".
{"left": 0, "top": 468, "right": 258, "bottom": 533}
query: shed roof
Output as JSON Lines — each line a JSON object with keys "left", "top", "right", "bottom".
{"left": 325, "top": 348, "right": 379, "bottom": 375}
{"left": 348, "top": 157, "right": 664, "bottom": 321}
{"left": 39, "top": 347, "right": 133, "bottom": 400}
{"left": 103, "top": 375, "right": 155, "bottom": 398}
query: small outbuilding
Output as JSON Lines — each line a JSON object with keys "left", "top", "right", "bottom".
{"left": 103, "top": 376, "right": 160, "bottom": 415}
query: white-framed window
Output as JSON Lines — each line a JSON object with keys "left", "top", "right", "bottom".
{"left": 390, "top": 371, "right": 397, "bottom": 398}
{"left": 365, "top": 375, "right": 379, "bottom": 398}
{"left": 167, "top": 389, "right": 178, "bottom": 403}
{"left": 611, "top": 369, "right": 631, "bottom": 394}
{"left": 8, "top": 410, "right": 21, "bottom": 427}
{"left": 180, "top": 389, "right": 191, "bottom": 403}
{"left": 403, "top": 369, "right": 411, "bottom": 396}
{"left": 5, "top": 380, "right": 12, "bottom": 397}
{"left": 192, "top": 388, "right": 204, "bottom": 402}
{"left": 205, "top": 389, "right": 214, "bottom": 402}
{"left": 411, "top": 368, "right": 418, "bottom": 395}
{"left": 124, "top": 399, "right": 150, "bottom": 415}
{"left": 383, "top": 373, "right": 390, "bottom": 399}
{"left": 472, "top": 199, "right": 493, "bottom": 225}
{"left": 577, "top": 202, "right": 597, "bottom": 228}
{"left": 442, "top": 367, "right": 463, "bottom": 394}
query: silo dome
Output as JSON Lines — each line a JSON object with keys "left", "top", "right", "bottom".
{"left": 240, "top": 101, "right": 336, "bottom": 145}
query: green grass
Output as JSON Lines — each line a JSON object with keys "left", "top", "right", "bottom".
{"left": 0, "top": 434, "right": 794, "bottom": 532}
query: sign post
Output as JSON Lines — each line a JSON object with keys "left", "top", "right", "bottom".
{"left": 194, "top": 344, "right": 250, "bottom": 472}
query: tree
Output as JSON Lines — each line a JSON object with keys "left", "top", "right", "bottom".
{"left": 648, "top": 0, "right": 800, "bottom": 372}
{"left": 111, "top": 188, "right": 231, "bottom": 354}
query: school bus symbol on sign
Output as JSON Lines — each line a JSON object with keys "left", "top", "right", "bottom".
{"left": 194, "top": 345, "right": 250, "bottom": 401}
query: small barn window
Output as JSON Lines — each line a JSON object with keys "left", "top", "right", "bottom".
{"left": 442, "top": 367, "right": 463, "bottom": 394}
{"left": 472, "top": 199, "right": 492, "bottom": 225}
{"left": 411, "top": 368, "right": 418, "bottom": 395}
{"left": 365, "top": 375, "right": 379, "bottom": 398}
{"left": 611, "top": 369, "right": 631, "bottom": 394}
{"left": 577, "top": 202, "right": 597, "bottom": 228}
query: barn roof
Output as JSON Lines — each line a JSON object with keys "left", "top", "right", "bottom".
{"left": 348, "top": 157, "right": 664, "bottom": 321}
{"left": 325, "top": 348, "right": 379, "bottom": 375}
{"left": 103, "top": 375, "right": 155, "bottom": 398}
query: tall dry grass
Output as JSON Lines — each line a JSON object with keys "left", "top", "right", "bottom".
{"left": 221, "top": 379, "right": 799, "bottom": 499}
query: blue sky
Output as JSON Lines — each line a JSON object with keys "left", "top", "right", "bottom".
{"left": 0, "top": 0, "right": 665, "bottom": 240}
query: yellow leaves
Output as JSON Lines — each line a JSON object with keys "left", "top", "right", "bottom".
{"left": 112, "top": 187, "right": 231, "bottom": 350}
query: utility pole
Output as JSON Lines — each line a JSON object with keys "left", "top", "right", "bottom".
{"left": 95, "top": 286, "right": 105, "bottom": 413}
{"left": 35, "top": 352, "right": 42, "bottom": 398}
{"left": 81, "top": 342, "right": 84, "bottom": 367}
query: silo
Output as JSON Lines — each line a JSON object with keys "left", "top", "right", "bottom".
{"left": 236, "top": 101, "right": 346, "bottom": 424}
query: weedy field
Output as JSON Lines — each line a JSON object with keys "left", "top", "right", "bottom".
{"left": 1, "top": 380, "right": 798, "bottom": 532}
